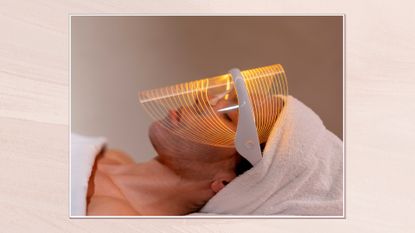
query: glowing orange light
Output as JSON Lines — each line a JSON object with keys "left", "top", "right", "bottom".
{"left": 138, "top": 64, "right": 288, "bottom": 147}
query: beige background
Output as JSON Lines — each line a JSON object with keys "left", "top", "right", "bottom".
{"left": 1, "top": 0, "right": 415, "bottom": 232}
{"left": 71, "top": 16, "right": 343, "bottom": 161}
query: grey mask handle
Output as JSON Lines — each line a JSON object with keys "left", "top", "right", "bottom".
{"left": 229, "top": 68, "right": 262, "bottom": 165}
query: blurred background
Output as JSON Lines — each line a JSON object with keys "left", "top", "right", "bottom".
{"left": 71, "top": 16, "right": 343, "bottom": 162}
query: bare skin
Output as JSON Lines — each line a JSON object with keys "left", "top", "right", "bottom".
{"left": 86, "top": 149, "right": 236, "bottom": 215}
{"left": 87, "top": 97, "right": 241, "bottom": 216}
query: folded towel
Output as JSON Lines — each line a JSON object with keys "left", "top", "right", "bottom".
{"left": 199, "top": 96, "right": 343, "bottom": 216}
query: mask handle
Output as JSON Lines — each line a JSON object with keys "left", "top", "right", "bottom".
{"left": 229, "top": 68, "right": 262, "bottom": 165}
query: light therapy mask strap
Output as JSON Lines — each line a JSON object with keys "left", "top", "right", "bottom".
{"left": 229, "top": 68, "right": 262, "bottom": 165}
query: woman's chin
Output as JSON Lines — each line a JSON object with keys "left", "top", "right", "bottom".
{"left": 148, "top": 122, "right": 165, "bottom": 151}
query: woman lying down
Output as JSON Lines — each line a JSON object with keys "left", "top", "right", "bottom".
{"left": 71, "top": 95, "right": 343, "bottom": 216}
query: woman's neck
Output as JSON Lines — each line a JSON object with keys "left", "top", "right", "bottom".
{"left": 88, "top": 159, "right": 215, "bottom": 215}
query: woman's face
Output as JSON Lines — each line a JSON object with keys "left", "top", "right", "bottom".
{"left": 149, "top": 96, "right": 240, "bottom": 163}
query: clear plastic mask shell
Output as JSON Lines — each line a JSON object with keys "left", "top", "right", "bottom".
{"left": 138, "top": 64, "right": 288, "bottom": 147}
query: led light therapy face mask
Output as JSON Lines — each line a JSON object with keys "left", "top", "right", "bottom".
{"left": 139, "top": 64, "right": 288, "bottom": 165}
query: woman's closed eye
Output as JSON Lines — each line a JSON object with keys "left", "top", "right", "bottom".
{"left": 223, "top": 113, "right": 232, "bottom": 122}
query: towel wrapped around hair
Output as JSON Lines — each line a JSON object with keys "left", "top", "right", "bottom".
{"left": 198, "top": 96, "right": 343, "bottom": 216}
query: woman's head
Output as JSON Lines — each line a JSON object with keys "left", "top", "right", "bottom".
{"left": 149, "top": 96, "right": 241, "bottom": 193}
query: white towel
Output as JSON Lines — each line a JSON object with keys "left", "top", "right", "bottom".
{"left": 70, "top": 133, "right": 106, "bottom": 216}
{"left": 199, "top": 96, "right": 343, "bottom": 216}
